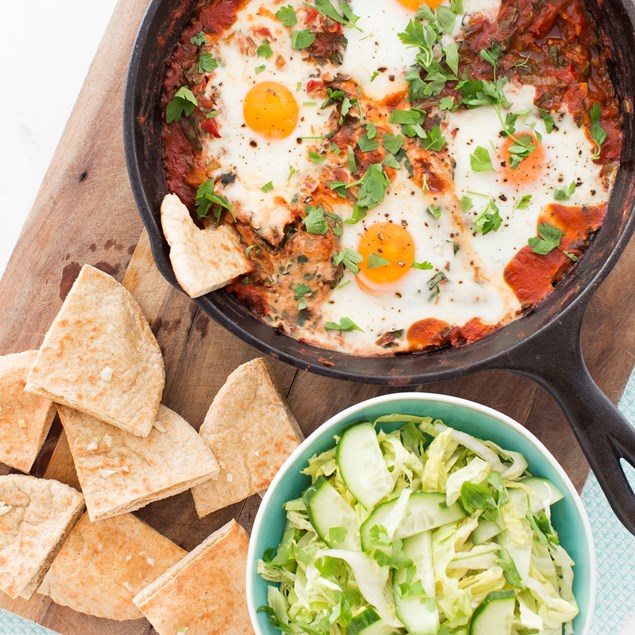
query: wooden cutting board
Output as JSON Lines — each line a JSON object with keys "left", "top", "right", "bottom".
{"left": 1, "top": 0, "right": 634, "bottom": 632}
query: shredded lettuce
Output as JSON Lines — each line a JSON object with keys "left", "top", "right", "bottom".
{"left": 258, "top": 415, "right": 579, "bottom": 634}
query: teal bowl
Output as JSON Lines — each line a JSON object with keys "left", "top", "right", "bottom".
{"left": 247, "top": 393, "right": 596, "bottom": 634}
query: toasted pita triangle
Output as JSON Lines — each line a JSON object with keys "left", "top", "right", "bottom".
{"left": 0, "top": 475, "right": 84, "bottom": 599}
{"left": 191, "top": 358, "right": 303, "bottom": 518}
{"left": 58, "top": 404, "right": 219, "bottom": 521}
{"left": 26, "top": 264, "right": 164, "bottom": 437}
{"left": 161, "top": 193, "right": 251, "bottom": 298}
{"left": 0, "top": 350, "right": 55, "bottom": 473}
{"left": 133, "top": 519, "right": 253, "bottom": 635}
{"left": 38, "top": 512, "right": 186, "bottom": 621}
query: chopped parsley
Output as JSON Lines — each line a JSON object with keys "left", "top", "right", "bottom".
{"left": 303, "top": 205, "right": 328, "bottom": 235}
{"left": 308, "top": 151, "right": 325, "bottom": 163}
{"left": 313, "top": 0, "right": 361, "bottom": 30}
{"left": 389, "top": 108, "right": 426, "bottom": 138}
{"left": 261, "top": 181, "right": 274, "bottom": 193}
{"left": 383, "top": 133, "right": 404, "bottom": 155}
{"left": 474, "top": 199, "right": 502, "bottom": 235}
{"left": 460, "top": 195, "right": 473, "bottom": 212}
{"left": 292, "top": 29, "right": 316, "bottom": 50}
{"left": 428, "top": 271, "right": 447, "bottom": 290}
{"left": 564, "top": 251, "right": 579, "bottom": 262}
{"left": 423, "top": 125, "right": 446, "bottom": 151}
{"left": 190, "top": 31, "right": 206, "bottom": 46}
{"left": 166, "top": 87, "right": 198, "bottom": 123}
{"left": 198, "top": 52, "right": 218, "bottom": 73}
{"left": 332, "top": 249, "right": 363, "bottom": 274}
{"left": 528, "top": 222, "right": 563, "bottom": 255}
{"left": 470, "top": 146, "right": 495, "bottom": 172}
{"left": 515, "top": 194, "right": 532, "bottom": 210}
{"left": 356, "top": 164, "right": 391, "bottom": 209}
{"left": 195, "top": 179, "right": 232, "bottom": 222}
{"left": 275, "top": 5, "right": 297, "bottom": 27}
{"left": 439, "top": 96, "right": 456, "bottom": 111}
{"left": 412, "top": 260, "right": 433, "bottom": 270}
{"left": 347, "top": 145, "right": 357, "bottom": 173}
{"left": 540, "top": 108, "right": 555, "bottom": 133}
{"left": 324, "top": 317, "right": 364, "bottom": 333}
{"left": 257, "top": 40, "right": 273, "bottom": 58}
{"left": 426, "top": 204, "right": 442, "bottom": 220}
{"left": 507, "top": 134, "right": 537, "bottom": 169}
{"left": 367, "top": 253, "right": 391, "bottom": 269}
{"left": 293, "top": 283, "right": 312, "bottom": 301}
{"left": 554, "top": 181, "right": 577, "bottom": 201}
{"left": 255, "top": 64, "right": 266, "bottom": 74}
{"left": 589, "top": 103, "right": 607, "bottom": 160}
{"left": 358, "top": 125, "right": 379, "bottom": 152}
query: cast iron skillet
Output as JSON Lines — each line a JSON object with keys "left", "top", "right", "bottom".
{"left": 125, "top": 0, "right": 635, "bottom": 534}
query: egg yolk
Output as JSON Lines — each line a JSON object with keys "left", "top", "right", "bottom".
{"left": 358, "top": 222, "right": 416, "bottom": 284}
{"left": 397, "top": 0, "right": 444, "bottom": 10}
{"left": 244, "top": 82, "right": 299, "bottom": 139}
{"left": 499, "top": 132, "right": 545, "bottom": 186}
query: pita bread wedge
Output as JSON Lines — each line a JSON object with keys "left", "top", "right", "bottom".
{"left": 0, "top": 475, "right": 84, "bottom": 600}
{"left": 38, "top": 512, "right": 186, "bottom": 621}
{"left": 58, "top": 404, "right": 219, "bottom": 521}
{"left": 192, "top": 358, "right": 303, "bottom": 518}
{"left": 161, "top": 193, "right": 251, "bottom": 298}
{"left": 133, "top": 519, "right": 253, "bottom": 635}
{"left": 0, "top": 351, "right": 55, "bottom": 473}
{"left": 25, "top": 264, "right": 164, "bottom": 437}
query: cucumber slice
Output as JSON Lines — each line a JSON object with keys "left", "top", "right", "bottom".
{"left": 520, "top": 477, "right": 564, "bottom": 512}
{"left": 337, "top": 423, "right": 393, "bottom": 509}
{"left": 469, "top": 590, "right": 516, "bottom": 635}
{"left": 472, "top": 519, "right": 500, "bottom": 545}
{"left": 402, "top": 531, "right": 435, "bottom": 597}
{"left": 304, "top": 477, "right": 360, "bottom": 551}
{"left": 361, "top": 492, "right": 466, "bottom": 550}
{"left": 348, "top": 608, "right": 395, "bottom": 635}
{"left": 393, "top": 568, "right": 439, "bottom": 635}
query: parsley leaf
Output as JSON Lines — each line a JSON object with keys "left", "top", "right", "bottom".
{"left": 308, "top": 151, "right": 325, "bottom": 163}
{"left": 261, "top": 181, "right": 273, "bottom": 193}
{"left": 515, "top": 194, "right": 532, "bottom": 209}
{"left": 460, "top": 195, "right": 473, "bottom": 211}
{"left": 357, "top": 164, "right": 390, "bottom": 209}
{"left": 426, "top": 204, "right": 442, "bottom": 219}
{"left": 292, "top": 29, "right": 316, "bottom": 49}
{"left": 255, "top": 64, "right": 266, "bottom": 74}
{"left": 324, "top": 317, "right": 364, "bottom": 332}
{"left": 367, "top": 253, "right": 391, "bottom": 269}
{"left": 474, "top": 199, "right": 502, "bottom": 235}
{"left": 383, "top": 133, "right": 405, "bottom": 155}
{"left": 458, "top": 77, "right": 510, "bottom": 109}
{"left": 528, "top": 222, "right": 563, "bottom": 255}
{"left": 313, "top": 0, "right": 361, "bottom": 30}
{"left": 423, "top": 125, "right": 446, "bottom": 151}
{"left": 166, "top": 87, "right": 198, "bottom": 123}
{"left": 303, "top": 205, "right": 328, "bottom": 234}
{"left": 358, "top": 124, "right": 379, "bottom": 152}
{"left": 554, "top": 181, "right": 576, "bottom": 201}
{"left": 293, "top": 283, "right": 312, "bottom": 300}
{"left": 347, "top": 145, "right": 357, "bottom": 173}
{"left": 589, "top": 103, "right": 607, "bottom": 160}
{"left": 479, "top": 44, "right": 501, "bottom": 68}
{"left": 412, "top": 260, "right": 433, "bottom": 270}
{"left": 198, "top": 52, "right": 218, "bottom": 73}
{"left": 443, "top": 41, "right": 459, "bottom": 75}
{"left": 195, "top": 179, "right": 232, "bottom": 222}
{"left": 564, "top": 251, "right": 579, "bottom": 262}
{"left": 332, "top": 249, "right": 363, "bottom": 273}
{"left": 389, "top": 108, "right": 426, "bottom": 138}
{"left": 540, "top": 108, "right": 555, "bottom": 133}
{"left": 257, "top": 40, "right": 273, "bottom": 58}
{"left": 436, "top": 6, "right": 456, "bottom": 34}
{"left": 507, "top": 134, "right": 536, "bottom": 169}
{"left": 190, "top": 31, "right": 206, "bottom": 46}
{"left": 344, "top": 205, "right": 366, "bottom": 225}
{"left": 439, "top": 96, "right": 455, "bottom": 111}
{"left": 275, "top": 5, "right": 297, "bottom": 27}
{"left": 470, "top": 146, "right": 495, "bottom": 172}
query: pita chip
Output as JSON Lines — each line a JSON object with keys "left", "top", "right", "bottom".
{"left": 0, "top": 474, "right": 84, "bottom": 600}
{"left": 133, "top": 519, "right": 253, "bottom": 635}
{"left": 0, "top": 350, "right": 55, "bottom": 473}
{"left": 39, "top": 512, "right": 186, "bottom": 621}
{"left": 58, "top": 404, "right": 219, "bottom": 521}
{"left": 192, "top": 358, "right": 303, "bottom": 518}
{"left": 25, "top": 264, "right": 164, "bottom": 437}
{"left": 161, "top": 193, "right": 251, "bottom": 298}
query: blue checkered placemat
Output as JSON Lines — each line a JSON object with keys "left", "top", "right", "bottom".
{"left": 2, "top": 379, "right": 635, "bottom": 635}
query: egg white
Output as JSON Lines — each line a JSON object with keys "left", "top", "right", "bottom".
{"left": 202, "top": 0, "right": 333, "bottom": 243}
{"left": 445, "top": 82, "right": 610, "bottom": 288}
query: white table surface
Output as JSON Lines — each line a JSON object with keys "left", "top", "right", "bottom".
{"left": 0, "top": 2, "right": 634, "bottom": 633}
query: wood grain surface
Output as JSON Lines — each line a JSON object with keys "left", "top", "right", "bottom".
{"left": 0, "top": 0, "right": 634, "bottom": 632}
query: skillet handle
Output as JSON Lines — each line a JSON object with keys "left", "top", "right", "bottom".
{"left": 499, "top": 310, "right": 635, "bottom": 536}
